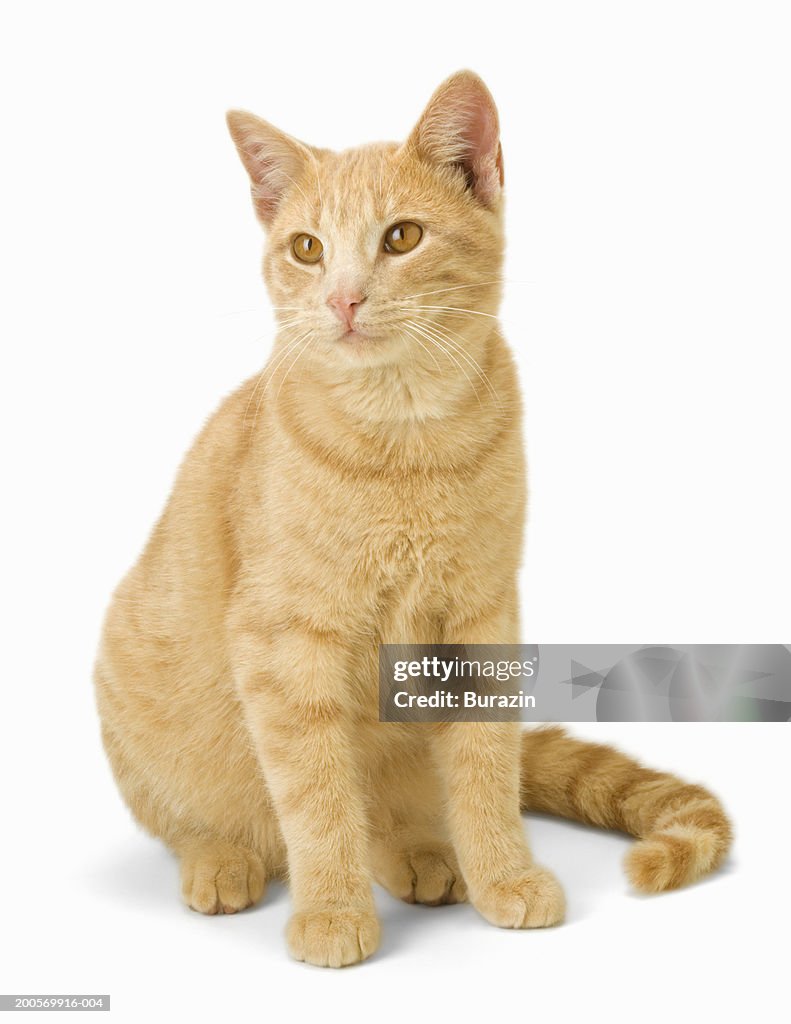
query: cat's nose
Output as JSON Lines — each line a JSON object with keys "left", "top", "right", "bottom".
{"left": 327, "top": 290, "right": 365, "bottom": 330}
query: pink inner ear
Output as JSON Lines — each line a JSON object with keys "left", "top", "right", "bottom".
{"left": 248, "top": 148, "right": 290, "bottom": 222}
{"left": 227, "top": 112, "right": 310, "bottom": 227}
{"left": 243, "top": 138, "right": 305, "bottom": 225}
{"left": 464, "top": 98, "right": 502, "bottom": 205}
{"left": 412, "top": 74, "right": 504, "bottom": 207}
{"left": 466, "top": 99, "right": 499, "bottom": 165}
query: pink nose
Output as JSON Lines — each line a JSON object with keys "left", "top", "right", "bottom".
{"left": 327, "top": 290, "right": 364, "bottom": 329}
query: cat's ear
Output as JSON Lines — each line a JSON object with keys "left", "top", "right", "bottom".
{"left": 226, "top": 110, "right": 314, "bottom": 227}
{"left": 405, "top": 70, "right": 504, "bottom": 207}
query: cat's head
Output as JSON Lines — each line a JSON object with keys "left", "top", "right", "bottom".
{"left": 227, "top": 72, "right": 505, "bottom": 376}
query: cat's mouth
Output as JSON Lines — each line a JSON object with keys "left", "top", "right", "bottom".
{"left": 337, "top": 326, "right": 373, "bottom": 345}
{"left": 329, "top": 322, "right": 406, "bottom": 364}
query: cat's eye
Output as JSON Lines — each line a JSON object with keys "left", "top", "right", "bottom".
{"left": 383, "top": 222, "right": 423, "bottom": 255}
{"left": 292, "top": 233, "right": 324, "bottom": 264}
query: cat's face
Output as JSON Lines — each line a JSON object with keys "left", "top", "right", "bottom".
{"left": 228, "top": 71, "right": 505, "bottom": 373}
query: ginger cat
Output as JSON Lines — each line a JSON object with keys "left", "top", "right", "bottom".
{"left": 94, "top": 71, "right": 732, "bottom": 967}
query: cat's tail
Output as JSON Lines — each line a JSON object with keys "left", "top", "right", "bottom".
{"left": 520, "top": 727, "right": 732, "bottom": 893}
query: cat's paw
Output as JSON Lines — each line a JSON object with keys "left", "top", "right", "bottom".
{"left": 287, "top": 908, "right": 381, "bottom": 968}
{"left": 374, "top": 842, "right": 467, "bottom": 905}
{"left": 180, "top": 842, "right": 266, "bottom": 915}
{"left": 473, "top": 866, "right": 565, "bottom": 929}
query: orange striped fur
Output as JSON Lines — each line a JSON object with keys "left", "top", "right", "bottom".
{"left": 520, "top": 728, "right": 732, "bottom": 892}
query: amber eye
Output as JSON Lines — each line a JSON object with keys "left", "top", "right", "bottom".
{"left": 291, "top": 233, "right": 324, "bottom": 264}
{"left": 383, "top": 221, "right": 423, "bottom": 254}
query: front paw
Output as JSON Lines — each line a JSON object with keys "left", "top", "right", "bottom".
{"left": 287, "top": 908, "right": 381, "bottom": 968}
{"left": 473, "top": 867, "right": 565, "bottom": 929}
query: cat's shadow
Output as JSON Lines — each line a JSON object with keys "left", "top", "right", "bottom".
{"left": 82, "top": 836, "right": 288, "bottom": 917}
{"left": 522, "top": 813, "right": 631, "bottom": 920}
{"left": 81, "top": 836, "right": 422, "bottom": 957}
{"left": 82, "top": 837, "right": 178, "bottom": 914}
{"left": 80, "top": 815, "right": 637, "bottom": 959}
{"left": 375, "top": 815, "right": 634, "bottom": 961}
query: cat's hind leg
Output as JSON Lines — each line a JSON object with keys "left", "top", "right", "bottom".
{"left": 96, "top": 663, "right": 285, "bottom": 916}
{"left": 371, "top": 831, "right": 467, "bottom": 906}
{"left": 178, "top": 838, "right": 269, "bottom": 915}
{"left": 368, "top": 737, "right": 467, "bottom": 906}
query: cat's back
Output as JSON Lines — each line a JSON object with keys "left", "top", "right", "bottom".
{"left": 95, "top": 372, "right": 263, "bottom": 686}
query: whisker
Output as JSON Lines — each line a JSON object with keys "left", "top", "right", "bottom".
{"left": 250, "top": 332, "right": 309, "bottom": 431}
{"left": 397, "top": 325, "right": 445, "bottom": 408}
{"left": 242, "top": 367, "right": 267, "bottom": 431}
{"left": 403, "top": 319, "right": 484, "bottom": 408}
{"left": 406, "top": 304, "right": 500, "bottom": 320}
{"left": 400, "top": 321, "right": 453, "bottom": 381}
{"left": 399, "top": 323, "right": 441, "bottom": 371}
{"left": 398, "top": 279, "right": 530, "bottom": 301}
{"left": 396, "top": 328, "right": 431, "bottom": 394}
{"left": 276, "top": 316, "right": 308, "bottom": 331}
{"left": 263, "top": 328, "right": 313, "bottom": 387}
{"left": 275, "top": 332, "right": 314, "bottom": 401}
{"left": 406, "top": 315, "right": 501, "bottom": 408}
{"left": 244, "top": 328, "right": 313, "bottom": 429}
{"left": 409, "top": 312, "right": 493, "bottom": 365}
{"left": 408, "top": 318, "right": 495, "bottom": 403}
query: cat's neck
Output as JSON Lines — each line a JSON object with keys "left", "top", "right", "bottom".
{"left": 267, "top": 325, "right": 517, "bottom": 474}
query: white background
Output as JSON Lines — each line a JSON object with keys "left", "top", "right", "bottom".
{"left": 1, "top": 1, "right": 788, "bottom": 1022}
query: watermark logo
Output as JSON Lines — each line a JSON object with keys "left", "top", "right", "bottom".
{"left": 379, "top": 644, "right": 791, "bottom": 722}
{"left": 380, "top": 644, "right": 539, "bottom": 722}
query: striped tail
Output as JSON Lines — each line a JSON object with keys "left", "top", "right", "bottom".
{"left": 520, "top": 727, "right": 733, "bottom": 892}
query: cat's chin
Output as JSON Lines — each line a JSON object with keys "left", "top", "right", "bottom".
{"left": 338, "top": 328, "right": 369, "bottom": 345}
{"left": 335, "top": 322, "right": 384, "bottom": 345}
{"left": 329, "top": 330, "right": 403, "bottom": 367}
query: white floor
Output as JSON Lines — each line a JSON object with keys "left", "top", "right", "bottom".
{"left": 2, "top": 720, "right": 786, "bottom": 1023}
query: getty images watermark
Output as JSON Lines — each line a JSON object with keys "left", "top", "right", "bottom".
{"left": 379, "top": 644, "right": 791, "bottom": 723}
{"left": 380, "top": 644, "right": 538, "bottom": 723}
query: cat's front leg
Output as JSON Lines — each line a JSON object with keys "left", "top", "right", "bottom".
{"left": 232, "top": 622, "right": 379, "bottom": 967}
{"left": 434, "top": 605, "right": 566, "bottom": 929}
{"left": 434, "top": 720, "right": 565, "bottom": 927}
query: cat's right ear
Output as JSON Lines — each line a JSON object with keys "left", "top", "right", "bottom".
{"left": 226, "top": 110, "right": 312, "bottom": 227}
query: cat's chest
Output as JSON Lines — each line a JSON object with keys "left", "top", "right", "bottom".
{"left": 307, "top": 472, "right": 465, "bottom": 583}
{"left": 364, "top": 507, "right": 439, "bottom": 577}
{"left": 352, "top": 489, "right": 457, "bottom": 639}
{"left": 261, "top": 435, "right": 493, "bottom": 595}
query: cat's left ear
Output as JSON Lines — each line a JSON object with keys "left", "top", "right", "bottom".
{"left": 405, "top": 70, "right": 504, "bottom": 207}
